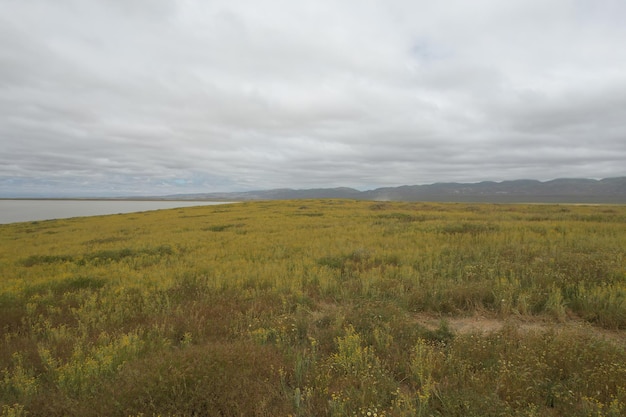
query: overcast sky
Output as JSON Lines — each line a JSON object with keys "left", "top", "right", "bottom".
{"left": 1, "top": 0, "right": 625, "bottom": 197}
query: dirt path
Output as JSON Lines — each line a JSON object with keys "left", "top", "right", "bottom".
{"left": 413, "top": 313, "right": 626, "bottom": 346}
{"left": 311, "top": 301, "right": 626, "bottom": 346}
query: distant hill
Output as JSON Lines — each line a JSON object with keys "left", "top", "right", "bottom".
{"left": 160, "top": 177, "right": 626, "bottom": 203}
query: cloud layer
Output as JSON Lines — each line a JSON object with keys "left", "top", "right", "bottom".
{"left": 1, "top": 0, "right": 625, "bottom": 196}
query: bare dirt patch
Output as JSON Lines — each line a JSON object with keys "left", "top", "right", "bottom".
{"left": 413, "top": 313, "right": 626, "bottom": 346}
{"left": 310, "top": 301, "right": 626, "bottom": 347}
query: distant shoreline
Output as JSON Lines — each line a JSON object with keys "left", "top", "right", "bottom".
{"left": 0, "top": 198, "right": 232, "bottom": 202}
{"left": 0, "top": 200, "right": 235, "bottom": 225}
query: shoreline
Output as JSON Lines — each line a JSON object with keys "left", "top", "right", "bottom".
{"left": 0, "top": 200, "right": 236, "bottom": 225}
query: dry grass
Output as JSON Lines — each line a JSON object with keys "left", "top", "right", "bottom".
{"left": 1, "top": 200, "right": 626, "bottom": 416}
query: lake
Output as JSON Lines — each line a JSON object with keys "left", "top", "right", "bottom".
{"left": 0, "top": 200, "right": 234, "bottom": 224}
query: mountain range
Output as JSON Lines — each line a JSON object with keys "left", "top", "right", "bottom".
{"left": 158, "top": 177, "right": 626, "bottom": 204}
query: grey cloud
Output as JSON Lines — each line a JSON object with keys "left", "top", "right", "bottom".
{"left": 1, "top": 0, "right": 625, "bottom": 196}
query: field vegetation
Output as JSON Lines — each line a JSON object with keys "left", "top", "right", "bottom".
{"left": 1, "top": 200, "right": 626, "bottom": 416}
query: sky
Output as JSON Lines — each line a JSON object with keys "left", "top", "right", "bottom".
{"left": 1, "top": 0, "right": 625, "bottom": 197}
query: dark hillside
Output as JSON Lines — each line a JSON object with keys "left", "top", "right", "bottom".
{"left": 163, "top": 177, "right": 626, "bottom": 203}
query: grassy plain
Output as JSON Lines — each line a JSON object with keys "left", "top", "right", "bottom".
{"left": 1, "top": 199, "right": 626, "bottom": 416}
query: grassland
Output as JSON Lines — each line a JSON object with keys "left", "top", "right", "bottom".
{"left": 1, "top": 200, "right": 626, "bottom": 416}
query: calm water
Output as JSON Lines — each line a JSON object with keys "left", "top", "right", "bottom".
{"left": 0, "top": 200, "right": 233, "bottom": 224}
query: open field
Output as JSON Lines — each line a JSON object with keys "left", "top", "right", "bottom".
{"left": 1, "top": 200, "right": 626, "bottom": 416}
